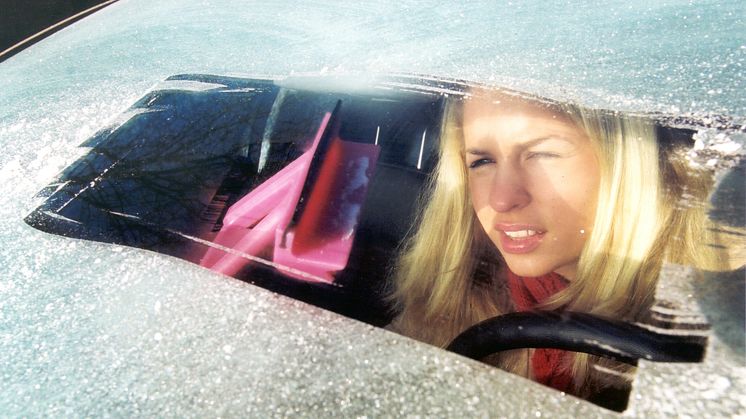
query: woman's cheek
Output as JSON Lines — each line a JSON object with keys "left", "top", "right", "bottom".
{"left": 468, "top": 177, "right": 490, "bottom": 213}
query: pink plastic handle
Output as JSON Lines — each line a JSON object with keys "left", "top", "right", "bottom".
{"left": 199, "top": 112, "right": 332, "bottom": 277}
{"left": 200, "top": 110, "right": 379, "bottom": 284}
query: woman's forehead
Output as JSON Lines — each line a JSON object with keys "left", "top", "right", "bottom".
{"left": 462, "top": 95, "right": 586, "bottom": 145}
{"left": 463, "top": 93, "right": 568, "bottom": 122}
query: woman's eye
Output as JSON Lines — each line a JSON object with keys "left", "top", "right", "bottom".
{"left": 468, "top": 158, "right": 493, "bottom": 169}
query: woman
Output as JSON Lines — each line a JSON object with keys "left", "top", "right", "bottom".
{"left": 388, "top": 87, "right": 741, "bottom": 405}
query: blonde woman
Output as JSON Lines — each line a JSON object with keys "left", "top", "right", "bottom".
{"left": 389, "top": 87, "right": 741, "bottom": 406}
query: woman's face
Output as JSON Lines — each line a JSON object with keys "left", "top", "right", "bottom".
{"left": 463, "top": 95, "right": 600, "bottom": 280}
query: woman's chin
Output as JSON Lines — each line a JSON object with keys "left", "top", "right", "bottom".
{"left": 503, "top": 260, "right": 553, "bottom": 278}
{"left": 503, "top": 258, "right": 577, "bottom": 280}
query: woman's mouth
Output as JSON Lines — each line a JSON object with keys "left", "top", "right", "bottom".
{"left": 496, "top": 225, "right": 545, "bottom": 254}
{"left": 503, "top": 229, "right": 539, "bottom": 239}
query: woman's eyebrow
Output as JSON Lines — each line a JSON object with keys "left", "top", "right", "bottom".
{"left": 522, "top": 136, "right": 573, "bottom": 148}
{"left": 464, "top": 148, "right": 490, "bottom": 155}
{"left": 466, "top": 137, "right": 572, "bottom": 153}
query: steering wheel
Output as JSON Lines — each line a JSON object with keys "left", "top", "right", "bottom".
{"left": 445, "top": 311, "right": 705, "bottom": 364}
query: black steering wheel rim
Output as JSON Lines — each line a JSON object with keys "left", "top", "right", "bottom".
{"left": 445, "top": 310, "right": 705, "bottom": 364}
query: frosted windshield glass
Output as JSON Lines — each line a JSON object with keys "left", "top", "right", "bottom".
{"left": 2, "top": 1, "right": 744, "bottom": 416}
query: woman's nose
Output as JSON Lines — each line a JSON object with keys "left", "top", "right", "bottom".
{"left": 489, "top": 166, "right": 531, "bottom": 213}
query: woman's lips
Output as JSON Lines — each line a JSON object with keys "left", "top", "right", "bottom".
{"left": 495, "top": 224, "right": 545, "bottom": 254}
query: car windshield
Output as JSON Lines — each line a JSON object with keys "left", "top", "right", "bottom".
{"left": 1, "top": 0, "right": 744, "bottom": 417}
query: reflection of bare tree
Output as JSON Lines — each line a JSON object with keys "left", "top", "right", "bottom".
{"left": 25, "top": 75, "right": 447, "bottom": 326}
{"left": 38, "top": 80, "right": 282, "bottom": 251}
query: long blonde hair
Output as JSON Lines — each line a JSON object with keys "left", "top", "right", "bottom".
{"left": 389, "top": 90, "right": 739, "bottom": 397}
